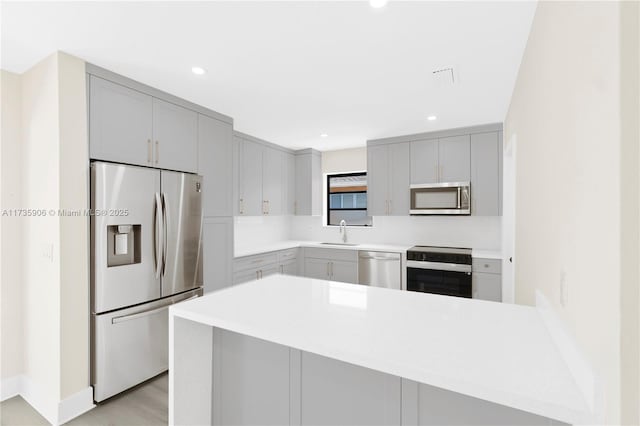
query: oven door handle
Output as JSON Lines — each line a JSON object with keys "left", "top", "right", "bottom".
{"left": 407, "top": 260, "right": 472, "bottom": 273}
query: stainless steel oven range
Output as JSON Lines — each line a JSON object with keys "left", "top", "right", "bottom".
{"left": 406, "top": 246, "right": 472, "bottom": 298}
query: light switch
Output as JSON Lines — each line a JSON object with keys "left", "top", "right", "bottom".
{"left": 115, "top": 233, "right": 128, "bottom": 255}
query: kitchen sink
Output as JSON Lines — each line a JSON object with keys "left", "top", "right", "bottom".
{"left": 319, "top": 242, "right": 360, "bottom": 246}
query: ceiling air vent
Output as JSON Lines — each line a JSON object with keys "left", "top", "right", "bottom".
{"left": 432, "top": 67, "right": 456, "bottom": 86}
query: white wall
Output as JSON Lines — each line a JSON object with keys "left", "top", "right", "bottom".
{"left": 1, "top": 51, "right": 92, "bottom": 423}
{"left": 619, "top": 2, "right": 640, "bottom": 423}
{"left": 1, "top": 70, "right": 24, "bottom": 383}
{"left": 57, "top": 52, "right": 89, "bottom": 400}
{"left": 322, "top": 147, "right": 367, "bottom": 174}
{"left": 21, "top": 52, "right": 63, "bottom": 407}
{"left": 505, "top": 2, "right": 639, "bottom": 423}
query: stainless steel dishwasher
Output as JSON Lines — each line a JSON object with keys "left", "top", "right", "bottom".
{"left": 358, "top": 251, "right": 401, "bottom": 290}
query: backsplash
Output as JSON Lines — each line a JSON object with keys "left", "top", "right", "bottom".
{"left": 234, "top": 215, "right": 293, "bottom": 252}
{"left": 290, "top": 215, "right": 501, "bottom": 249}
{"left": 234, "top": 215, "right": 501, "bottom": 251}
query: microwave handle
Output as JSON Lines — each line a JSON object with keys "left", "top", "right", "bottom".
{"left": 457, "top": 187, "right": 461, "bottom": 209}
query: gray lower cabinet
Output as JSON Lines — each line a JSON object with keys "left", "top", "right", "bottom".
{"left": 295, "top": 149, "right": 322, "bottom": 216}
{"left": 88, "top": 74, "right": 198, "bottom": 172}
{"left": 198, "top": 114, "right": 233, "bottom": 217}
{"left": 404, "top": 381, "right": 557, "bottom": 426}
{"left": 472, "top": 258, "right": 502, "bottom": 302}
{"left": 303, "top": 248, "right": 358, "bottom": 284}
{"left": 471, "top": 131, "right": 502, "bottom": 216}
{"left": 234, "top": 249, "right": 300, "bottom": 284}
{"left": 281, "top": 259, "right": 298, "bottom": 275}
{"left": 301, "top": 352, "right": 401, "bottom": 425}
{"left": 214, "top": 330, "right": 291, "bottom": 426}
{"left": 203, "top": 217, "right": 233, "bottom": 293}
{"left": 367, "top": 143, "right": 410, "bottom": 216}
{"left": 89, "top": 75, "right": 153, "bottom": 167}
{"left": 175, "top": 327, "right": 559, "bottom": 426}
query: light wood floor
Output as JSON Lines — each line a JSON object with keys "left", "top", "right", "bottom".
{"left": 0, "top": 374, "right": 167, "bottom": 426}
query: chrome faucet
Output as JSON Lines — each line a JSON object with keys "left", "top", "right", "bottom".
{"left": 339, "top": 220, "right": 347, "bottom": 243}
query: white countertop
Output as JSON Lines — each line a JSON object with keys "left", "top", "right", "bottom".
{"left": 234, "top": 241, "right": 412, "bottom": 258}
{"left": 171, "top": 275, "right": 591, "bottom": 424}
{"left": 235, "top": 240, "right": 501, "bottom": 259}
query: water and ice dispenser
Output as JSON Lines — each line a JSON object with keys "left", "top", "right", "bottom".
{"left": 107, "top": 224, "right": 141, "bottom": 266}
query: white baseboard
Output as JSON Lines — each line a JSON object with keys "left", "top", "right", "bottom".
{"left": 0, "top": 375, "right": 24, "bottom": 401}
{"left": 0, "top": 375, "right": 94, "bottom": 425}
{"left": 535, "top": 290, "right": 603, "bottom": 424}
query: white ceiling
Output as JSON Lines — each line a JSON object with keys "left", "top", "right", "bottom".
{"left": 1, "top": 1, "right": 536, "bottom": 151}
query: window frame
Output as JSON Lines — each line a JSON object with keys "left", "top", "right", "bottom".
{"left": 326, "top": 171, "right": 370, "bottom": 227}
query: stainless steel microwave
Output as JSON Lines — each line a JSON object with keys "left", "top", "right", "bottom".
{"left": 409, "top": 182, "right": 471, "bottom": 215}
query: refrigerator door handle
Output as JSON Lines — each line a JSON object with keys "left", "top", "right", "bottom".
{"left": 111, "top": 293, "right": 200, "bottom": 324}
{"left": 161, "top": 192, "right": 168, "bottom": 276}
{"left": 154, "top": 192, "right": 163, "bottom": 279}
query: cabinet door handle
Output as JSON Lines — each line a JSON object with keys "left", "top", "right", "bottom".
{"left": 155, "top": 141, "right": 159, "bottom": 164}
{"left": 326, "top": 262, "right": 330, "bottom": 277}
{"left": 239, "top": 198, "right": 244, "bottom": 215}
{"left": 256, "top": 270, "right": 260, "bottom": 280}
{"left": 147, "top": 139, "right": 152, "bottom": 163}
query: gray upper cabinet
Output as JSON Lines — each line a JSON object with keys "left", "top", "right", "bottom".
{"left": 367, "top": 145, "right": 388, "bottom": 216}
{"left": 410, "top": 136, "right": 470, "bottom": 184}
{"left": 89, "top": 74, "right": 199, "bottom": 173}
{"left": 388, "top": 143, "right": 411, "bottom": 215}
{"left": 152, "top": 98, "right": 198, "bottom": 173}
{"left": 283, "top": 153, "right": 296, "bottom": 215}
{"left": 262, "top": 148, "right": 283, "bottom": 215}
{"left": 367, "top": 143, "right": 410, "bottom": 216}
{"left": 236, "top": 134, "right": 292, "bottom": 216}
{"left": 238, "top": 139, "right": 264, "bottom": 216}
{"left": 410, "top": 139, "right": 439, "bottom": 184}
{"left": 89, "top": 75, "right": 153, "bottom": 167}
{"left": 370, "top": 123, "right": 502, "bottom": 217}
{"left": 438, "top": 135, "right": 470, "bottom": 182}
{"left": 471, "top": 132, "right": 500, "bottom": 216}
{"left": 198, "top": 115, "right": 233, "bottom": 217}
{"left": 295, "top": 149, "right": 322, "bottom": 216}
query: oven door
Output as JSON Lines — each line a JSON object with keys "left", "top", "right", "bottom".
{"left": 407, "top": 266, "right": 472, "bottom": 298}
{"left": 409, "top": 182, "right": 470, "bottom": 215}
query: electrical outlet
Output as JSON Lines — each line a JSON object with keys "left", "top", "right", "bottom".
{"left": 560, "top": 270, "right": 568, "bottom": 307}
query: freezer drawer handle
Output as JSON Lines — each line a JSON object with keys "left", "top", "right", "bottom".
{"left": 111, "top": 294, "right": 200, "bottom": 324}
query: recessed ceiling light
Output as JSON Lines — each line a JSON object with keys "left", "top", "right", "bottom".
{"left": 320, "top": 133, "right": 329, "bottom": 138}
{"left": 369, "top": 0, "right": 388, "bottom": 8}
{"left": 427, "top": 115, "right": 437, "bottom": 121}
{"left": 191, "top": 67, "right": 206, "bottom": 75}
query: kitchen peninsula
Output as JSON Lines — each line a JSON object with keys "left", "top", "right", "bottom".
{"left": 169, "top": 275, "right": 592, "bottom": 426}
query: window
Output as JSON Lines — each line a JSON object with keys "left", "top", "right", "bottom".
{"left": 327, "top": 172, "right": 372, "bottom": 226}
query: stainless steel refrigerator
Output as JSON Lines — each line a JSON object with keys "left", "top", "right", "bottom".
{"left": 90, "top": 161, "right": 203, "bottom": 402}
